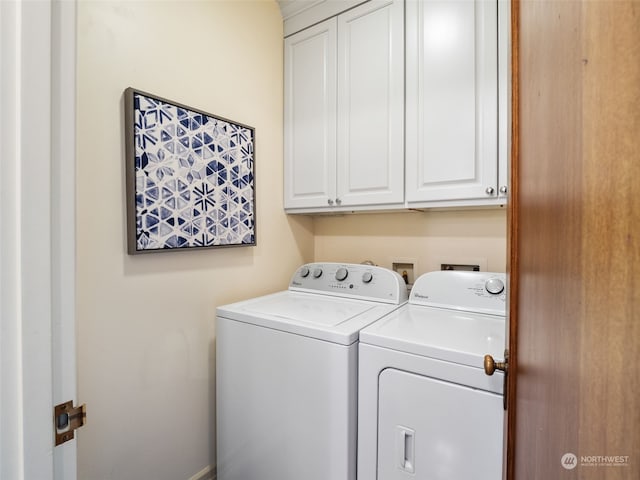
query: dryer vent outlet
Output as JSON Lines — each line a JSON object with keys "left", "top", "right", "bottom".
{"left": 441, "top": 263, "right": 480, "bottom": 272}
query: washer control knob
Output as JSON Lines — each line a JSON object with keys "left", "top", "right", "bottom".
{"left": 362, "top": 272, "right": 373, "bottom": 284}
{"left": 299, "top": 266, "right": 310, "bottom": 278}
{"left": 485, "top": 278, "right": 505, "bottom": 295}
{"left": 335, "top": 267, "right": 348, "bottom": 281}
{"left": 313, "top": 268, "right": 323, "bottom": 278}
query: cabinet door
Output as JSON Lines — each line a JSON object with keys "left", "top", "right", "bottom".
{"left": 497, "top": 0, "right": 509, "bottom": 200}
{"left": 336, "top": 0, "right": 405, "bottom": 207}
{"left": 406, "top": 0, "right": 498, "bottom": 204}
{"left": 284, "top": 19, "right": 337, "bottom": 210}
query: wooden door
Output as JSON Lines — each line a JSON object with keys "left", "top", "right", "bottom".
{"left": 507, "top": 0, "right": 640, "bottom": 478}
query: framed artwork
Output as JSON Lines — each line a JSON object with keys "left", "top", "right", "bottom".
{"left": 124, "top": 88, "right": 256, "bottom": 254}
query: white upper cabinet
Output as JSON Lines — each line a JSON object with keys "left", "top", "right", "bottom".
{"left": 283, "top": 0, "right": 508, "bottom": 213}
{"left": 336, "top": 0, "right": 405, "bottom": 208}
{"left": 405, "top": 0, "right": 503, "bottom": 207}
{"left": 284, "top": 0, "right": 404, "bottom": 213}
{"left": 497, "top": 0, "right": 509, "bottom": 201}
{"left": 284, "top": 19, "right": 337, "bottom": 210}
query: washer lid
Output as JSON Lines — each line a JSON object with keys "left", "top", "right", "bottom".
{"left": 242, "top": 294, "right": 372, "bottom": 326}
{"left": 217, "top": 290, "right": 404, "bottom": 345}
{"left": 359, "top": 304, "right": 506, "bottom": 368}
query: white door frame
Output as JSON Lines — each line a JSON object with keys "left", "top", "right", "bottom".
{"left": 0, "top": 1, "right": 77, "bottom": 479}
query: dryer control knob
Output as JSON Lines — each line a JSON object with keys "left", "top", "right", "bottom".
{"left": 313, "top": 268, "right": 323, "bottom": 278}
{"left": 335, "top": 267, "right": 348, "bottom": 281}
{"left": 485, "top": 278, "right": 505, "bottom": 295}
{"left": 299, "top": 266, "right": 310, "bottom": 278}
{"left": 362, "top": 272, "right": 373, "bottom": 284}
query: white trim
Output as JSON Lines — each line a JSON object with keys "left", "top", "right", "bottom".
{"left": 17, "top": 0, "right": 55, "bottom": 477}
{"left": 1, "top": 0, "right": 55, "bottom": 478}
{"left": 188, "top": 465, "right": 216, "bottom": 480}
{"left": 51, "top": 0, "right": 77, "bottom": 476}
{"left": 0, "top": 1, "right": 76, "bottom": 479}
{"left": 1, "top": 1, "right": 25, "bottom": 478}
{"left": 281, "top": 0, "right": 369, "bottom": 36}
{"left": 278, "top": 0, "right": 326, "bottom": 19}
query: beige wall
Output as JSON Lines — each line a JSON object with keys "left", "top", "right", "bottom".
{"left": 77, "top": 2, "right": 506, "bottom": 479}
{"left": 314, "top": 209, "right": 507, "bottom": 276}
{"left": 76, "top": 1, "right": 312, "bottom": 479}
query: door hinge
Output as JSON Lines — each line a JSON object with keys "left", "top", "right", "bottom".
{"left": 54, "top": 401, "right": 86, "bottom": 446}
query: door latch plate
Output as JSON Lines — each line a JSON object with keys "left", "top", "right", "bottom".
{"left": 54, "top": 401, "right": 86, "bottom": 446}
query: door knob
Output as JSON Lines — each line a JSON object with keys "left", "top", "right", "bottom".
{"left": 484, "top": 350, "right": 509, "bottom": 410}
{"left": 484, "top": 354, "right": 507, "bottom": 375}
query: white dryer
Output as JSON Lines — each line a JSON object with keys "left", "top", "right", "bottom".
{"left": 216, "top": 263, "right": 408, "bottom": 480}
{"left": 358, "top": 270, "right": 507, "bottom": 480}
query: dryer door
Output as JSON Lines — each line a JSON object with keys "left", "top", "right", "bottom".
{"left": 377, "top": 369, "right": 503, "bottom": 479}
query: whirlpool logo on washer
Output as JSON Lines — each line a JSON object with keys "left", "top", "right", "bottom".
{"left": 413, "top": 293, "right": 429, "bottom": 300}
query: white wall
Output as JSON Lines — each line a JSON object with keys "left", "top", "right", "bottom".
{"left": 314, "top": 209, "right": 507, "bottom": 275}
{"left": 76, "top": 1, "right": 313, "bottom": 479}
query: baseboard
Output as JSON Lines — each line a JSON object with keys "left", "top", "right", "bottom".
{"left": 188, "top": 465, "right": 216, "bottom": 480}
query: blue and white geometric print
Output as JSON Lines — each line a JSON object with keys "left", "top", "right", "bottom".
{"left": 132, "top": 92, "right": 255, "bottom": 251}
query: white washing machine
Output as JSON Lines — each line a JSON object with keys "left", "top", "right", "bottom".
{"left": 358, "top": 270, "right": 507, "bottom": 480}
{"left": 216, "top": 262, "right": 408, "bottom": 480}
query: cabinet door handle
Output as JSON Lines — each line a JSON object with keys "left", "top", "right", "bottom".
{"left": 499, "top": 185, "right": 508, "bottom": 194}
{"left": 335, "top": 198, "right": 342, "bottom": 205}
{"left": 327, "top": 199, "right": 334, "bottom": 205}
{"left": 485, "top": 187, "right": 495, "bottom": 195}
